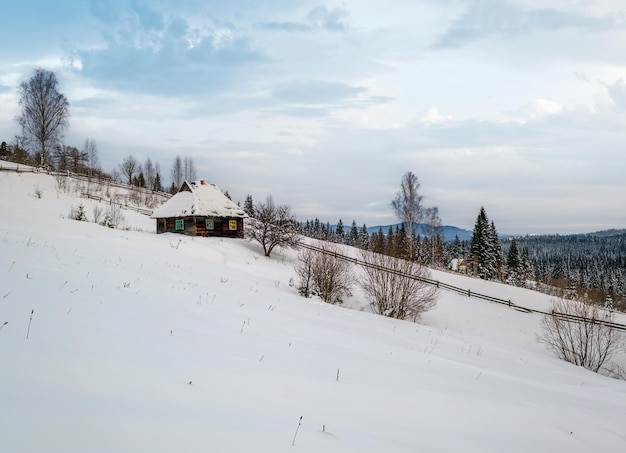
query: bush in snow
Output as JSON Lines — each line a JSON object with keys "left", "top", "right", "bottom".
{"left": 100, "top": 203, "right": 125, "bottom": 229}
{"left": 70, "top": 203, "right": 87, "bottom": 221}
{"left": 92, "top": 204, "right": 103, "bottom": 224}
{"left": 295, "top": 245, "right": 354, "bottom": 304}
{"left": 538, "top": 297, "right": 624, "bottom": 374}
{"left": 360, "top": 250, "right": 438, "bottom": 321}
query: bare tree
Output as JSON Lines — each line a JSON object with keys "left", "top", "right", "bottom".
{"left": 144, "top": 157, "right": 155, "bottom": 191}
{"left": 391, "top": 171, "right": 424, "bottom": 258}
{"left": 425, "top": 206, "right": 442, "bottom": 264}
{"left": 171, "top": 155, "right": 183, "bottom": 189}
{"left": 538, "top": 298, "right": 624, "bottom": 373}
{"left": 83, "top": 138, "right": 100, "bottom": 177}
{"left": 119, "top": 155, "right": 138, "bottom": 185}
{"left": 17, "top": 69, "right": 70, "bottom": 167}
{"left": 183, "top": 155, "right": 197, "bottom": 182}
{"left": 360, "top": 250, "right": 438, "bottom": 321}
{"left": 247, "top": 195, "right": 300, "bottom": 257}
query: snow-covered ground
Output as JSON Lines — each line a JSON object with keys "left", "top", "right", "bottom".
{"left": 1, "top": 167, "right": 625, "bottom": 453}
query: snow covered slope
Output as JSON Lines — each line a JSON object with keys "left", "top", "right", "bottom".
{"left": 1, "top": 168, "right": 625, "bottom": 453}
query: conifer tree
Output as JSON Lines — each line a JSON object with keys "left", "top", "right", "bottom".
{"left": 349, "top": 220, "right": 359, "bottom": 246}
{"left": 359, "top": 224, "right": 370, "bottom": 250}
{"left": 153, "top": 173, "right": 163, "bottom": 192}
{"left": 371, "top": 228, "right": 385, "bottom": 253}
{"left": 506, "top": 237, "right": 520, "bottom": 284}
{"left": 336, "top": 219, "right": 344, "bottom": 240}
{"left": 386, "top": 226, "right": 396, "bottom": 257}
{"left": 243, "top": 194, "right": 255, "bottom": 217}
{"left": 487, "top": 221, "right": 503, "bottom": 279}
{"left": 470, "top": 206, "right": 491, "bottom": 279}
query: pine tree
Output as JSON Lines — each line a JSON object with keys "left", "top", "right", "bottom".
{"left": 349, "top": 220, "right": 359, "bottom": 246}
{"left": 243, "top": 194, "right": 255, "bottom": 217}
{"left": 153, "top": 173, "right": 163, "bottom": 192}
{"left": 487, "top": 221, "right": 503, "bottom": 280}
{"left": 371, "top": 228, "right": 385, "bottom": 253}
{"left": 359, "top": 224, "right": 370, "bottom": 250}
{"left": 137, "top": 172, "right": 146, "bottom": 188}
{"left": 470, "top": 207, "right": 490, "bottom": 278}
{"left": 336, "top": 219, "right": 344, "bottom": 240}
{"left": 506, "top": 237, "right": 520, "bottom": 284}
{"left": 386, "top": 226, "right": 396, "bottom": 257}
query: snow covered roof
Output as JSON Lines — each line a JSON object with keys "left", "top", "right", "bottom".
{"left": 150, "top": 180, "right": 246, "bottom": 219}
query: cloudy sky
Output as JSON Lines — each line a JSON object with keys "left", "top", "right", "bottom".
{"left": 1, "top": 0, "right": 626, "bottom": 234}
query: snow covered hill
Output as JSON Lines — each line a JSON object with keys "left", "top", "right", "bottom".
{"left": 1, "top": 167, "right": 625, "bottom": 453}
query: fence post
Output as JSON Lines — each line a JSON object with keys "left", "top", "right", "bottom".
{"left": 467, "top": 289, "right": 471, "bottom": 297}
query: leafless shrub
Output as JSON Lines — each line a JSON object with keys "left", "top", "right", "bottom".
{"left": 101, "top": 203, "right": 125, "bottom": 229}
{"left": 295, "top": 245, "right": 354, "bottom": 303}
{"left": 295, "top": 247, "right": 315, "bottom": 298}
{"left": 360, "top": 250, "right": 438, "bottom": 321}
{"left": 92, "top": 204, "right": 103, "bottom": 224}
{"left": 311, "top": 245, "right": 354, "bottom": 304}
{"left": 538, "top": 297, "right": 624, "bottom": 373}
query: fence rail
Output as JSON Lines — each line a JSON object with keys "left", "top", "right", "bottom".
{"left": 1, "top": 162, "right": 170, "bottom": 215}
{"left": 299, "top": 242, "right": 626, "bottom": 332}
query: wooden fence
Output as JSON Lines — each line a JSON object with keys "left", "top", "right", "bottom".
{"left": 0, "top": 163, "right": 170, "bottom": 215}
{"left": 298, "top": 242, "right": 626, "bottom": 332}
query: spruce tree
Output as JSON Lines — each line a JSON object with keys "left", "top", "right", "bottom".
{"left": 336, "top": 219, "right": 344, "bottom": 240}
{"left": 371, "top": 228, "right": 385, "bottom": 253}
{"left": 487, "top": 221, "right": 503, "bottom": 280}
{"left": 470, "top": 207, "right": 490, "bottom": 278}
{"left": 359, "top": 224, "right": 370, "bottom": 250}
{"left": 349, "top": 220, "right": 359, "bottom": 246}
{"left": 243, "top": 194, "right": 255, "bottom": 217}
{"left": 153, "top": 173, "right": 162, "bottom": 192}
{"left": 506, "top": 237, "right": 520, "bottom": 284}
{"left": 386, "top": 226, "right": 396, "bottom": 257}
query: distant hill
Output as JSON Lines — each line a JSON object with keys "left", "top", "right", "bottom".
{"left": 367, "top": 223, "right": 475, "bottom": 242}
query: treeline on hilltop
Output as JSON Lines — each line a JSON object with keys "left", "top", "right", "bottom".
{"left": 503, "top": 231, "right": 626, "bottom": 310}
{"left": 294, "top": 206, "right": 625, "bottom": 312}
{"left": 2, "top": 68, "right": 204, "bottom": 196}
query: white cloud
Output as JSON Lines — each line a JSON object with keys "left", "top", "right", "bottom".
{"left": 413, "top": 107, "right": 453, "bottom": 125}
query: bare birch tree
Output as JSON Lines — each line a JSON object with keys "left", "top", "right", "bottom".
{"left": 17, "top": 69, "right": 70, "bottom": 167}
{"left": 83, "top": 138, "right": 100, "bottom": 177}
{"left": 171, "top": 155, "right": 183, "bottom": 189}
{"left": 391, "top": 171, "right": 424, "bottom": 258}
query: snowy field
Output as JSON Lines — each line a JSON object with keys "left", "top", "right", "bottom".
{"left": 1, "top": 166, "right": 625, "bottom": 453}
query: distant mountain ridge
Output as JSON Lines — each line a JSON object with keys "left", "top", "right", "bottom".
{"left": 367, "top": 223, "right": 475, "bottom": 242}
{"left": 365, "top": 225, "right": 626, "bottom": 243}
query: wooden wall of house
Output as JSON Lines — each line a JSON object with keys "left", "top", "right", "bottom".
{"left": 195, "top": 216, "right": 244, "bottom": 238}
{"left": 155, "top": 216, "right": 244, "bottom": 238}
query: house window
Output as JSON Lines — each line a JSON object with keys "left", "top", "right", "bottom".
{"left": 175, "top": 219, "right": 184, "bottom": 230}
{"left": 229, "top": 220, "right": 237, "bottom": 230}
{"left": 206, "top": 218, "right": 214, "bottom": 230}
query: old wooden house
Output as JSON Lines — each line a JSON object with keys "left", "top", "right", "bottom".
{"left": 150, "top": 180, "right": 247, "bottom": 238}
